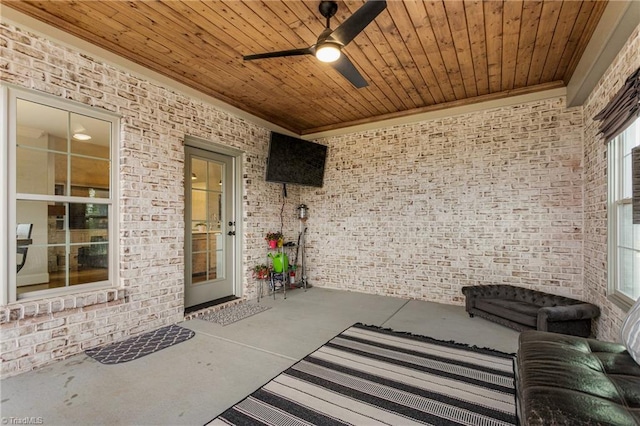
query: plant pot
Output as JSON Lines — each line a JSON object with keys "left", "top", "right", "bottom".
{"left": 268, "top": 240, "right": 277, "bottom": 249}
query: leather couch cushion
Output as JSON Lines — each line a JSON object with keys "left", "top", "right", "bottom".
{"left": 521, "top": 387, "right": 640, "bottom": 425}
{"left": 518, "top": 330, "right": 640, "bottom": 425}
{"left": 476, "top": 298, "right": 538, "bottom": 327}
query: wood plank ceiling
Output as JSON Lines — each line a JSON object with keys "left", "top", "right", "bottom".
{"left": 3, "top": 1, "right": 607, "bottom": 135}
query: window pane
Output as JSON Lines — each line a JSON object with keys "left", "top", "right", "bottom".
{"left": 17, "top": 200, "right": 61, "bottom": 245}
{"left": 16, "top": 200, "right": 64, "bottom": 295}
{"left": 70, "top": 113, "right": 110, "bottom": 159}
{"left": 192, "top": 158, "right": 207, "bottom": 190}
{"left": 623, "top": 122, "right": 638, "bottom": 153}
{"left": 192, "top": 189, "right": 206, "bottom": 228}
{"left": 71, "top": 227, "right": 109, "bottom": 285}
{"left": 69, "top": 203, "right": 109, "bottom": 231}
{"left": 70, "top": 156, "right": 110, "bottom": 197}
{"left": 16, "top": 99, "right": 68, "bottom": 150}
{"left": 619, "top": 247, "right": 633, "bottom": 295}
{"left": 208, "top": 191, "right": 221, "bottom": 231}
{"left": 623, "top": 151, "right": 633, "bottom": 198}
{"left": 16, "top": 147, "right": 68, "bottom": 196}
{"left": 47, "top": 246, "right": 66, "bottom": 290}
{"left": 619, "top": 204, "right": 633, "bottom": 248}
{"left": 74, "top": 239, "right": 109, "bottom": 284}
{"left": 192, "top": 251, "right": 207, "bottom": 284}
{"left": 16, "top": 201, "right": 44, "bottom": 282}
{"left": 618, "top": 247, "right": 640, "bottom": 299}
{"left": 208, "top": 161, "right": 222, "bottom": 191}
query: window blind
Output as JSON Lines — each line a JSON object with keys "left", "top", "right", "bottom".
{"left": 594, "top": 67, "right": 640, "bottom": 143}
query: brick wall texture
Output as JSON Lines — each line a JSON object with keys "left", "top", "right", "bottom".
{"left": 582, "top": 23, "right": 640, "bottom": 341}
{"left": 307, "top": 98, "right": 585, "bottom": 304}
{"left": 0, "top": 22, "right": 300, "bottom": 377}
{"left": 1, "top": 20, "right": 638, "bottom": 376}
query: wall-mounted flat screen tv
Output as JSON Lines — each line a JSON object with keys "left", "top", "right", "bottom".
{"left": 265, "top": 132, "right": 327, "bottom": 188}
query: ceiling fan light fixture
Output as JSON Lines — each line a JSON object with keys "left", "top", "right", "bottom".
{"left": 315, "top": 43, "right": 341, "bottom": 63}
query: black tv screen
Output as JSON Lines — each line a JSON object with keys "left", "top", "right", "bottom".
{"left": 265, "top": 132, "right": 327, "bottom": 187}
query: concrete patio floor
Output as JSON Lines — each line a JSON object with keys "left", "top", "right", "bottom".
{"left": 0, "top": 288, "right": 519, "bottom": 425}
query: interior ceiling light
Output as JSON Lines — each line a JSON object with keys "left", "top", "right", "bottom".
{"left": 73, "top": 133, "right": 92, "bottom": 141}
{"left": 315, "top": 42, "right": 341, "bottom": 63}
{"left": 72, "top": 125, "right": 92, "bottom": 141}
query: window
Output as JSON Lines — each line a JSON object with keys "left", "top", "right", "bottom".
{"left": 608, "top": 118, "right": 640, "bottom": 307}
{"left": 4, "top": 88, "right": 118, "bottom": 303}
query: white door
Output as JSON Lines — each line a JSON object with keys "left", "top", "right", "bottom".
{"left": 184, "top": 147, "right": 236, "bottom": 308}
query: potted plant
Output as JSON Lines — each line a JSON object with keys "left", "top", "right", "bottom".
{"left": 252, "top": 264, "right": 270, "bottom": 279}
{"left": 265, "top": 231, "right": 283, "bottom": 248}
{"left": 288, "top": 264, "right": 297, "bottom": 285}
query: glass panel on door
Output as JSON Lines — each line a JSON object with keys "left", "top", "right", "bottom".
{"left": 190, "top": 157, "right": 223, "bottom": 285}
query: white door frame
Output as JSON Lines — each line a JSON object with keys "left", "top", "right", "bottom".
{"left": 184, "top": 135, "right": 244, "bottom": 300}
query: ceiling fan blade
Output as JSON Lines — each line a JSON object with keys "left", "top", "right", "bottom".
{"left": 330, "top": 0, "right": 387, "bottom": 47}
{"left": 331, "top": 54, "right": 368, "bottom": 88}
{"left": 243, "top": 47, "right": 312, "bottom": 61}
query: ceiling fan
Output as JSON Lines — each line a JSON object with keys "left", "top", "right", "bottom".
{"left": 243, "top": 0, "right": 387, "bottom": 89}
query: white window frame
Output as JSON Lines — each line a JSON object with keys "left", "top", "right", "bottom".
{"left": 1, "top": 85, "right": 120, "bottom": 305}
{"left": 607, "top": 117, "right": 639, "bottom": 310}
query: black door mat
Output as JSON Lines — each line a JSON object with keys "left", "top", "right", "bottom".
{"left": 85, "top": 324, "right": 195, "bottom": 365}
{"left": 185, "top": 295, "right": 239, "bottom": 314}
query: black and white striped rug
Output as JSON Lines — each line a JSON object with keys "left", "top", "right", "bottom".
{"left": 210, "top": 323, "right": 516, "bottom": 425}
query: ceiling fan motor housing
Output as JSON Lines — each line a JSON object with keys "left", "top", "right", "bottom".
{"left": 319, "top": 1, "right": 338, "bottom": 20}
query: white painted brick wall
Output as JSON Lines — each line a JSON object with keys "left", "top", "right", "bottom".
{"left": 582, "top": 23, "right": 640, "bottom": 342}
{"left": 1, "top": 22, "right": 293, "bottom": 377}
{"left": 304, "top": 97, "right": 586, "bottom": 308}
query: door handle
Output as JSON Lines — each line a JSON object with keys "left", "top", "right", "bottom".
{"left": 227, "top": 231, "right": 236, "bottom": 236}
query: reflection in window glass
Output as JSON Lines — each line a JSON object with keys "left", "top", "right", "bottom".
{"left": 70, "top": 113, "right": 111, "bottom": 159}
{"left": 16, "top": 100, "right": 67, "bottom": 150}
{"left": 13, "top": 96, "right": 114, "bottom": 298}
{"left": 609, "top": 118, "right": 640, "bottom": 302}
{"left": 70, "top": 155, "right": 110, "bottom": 198}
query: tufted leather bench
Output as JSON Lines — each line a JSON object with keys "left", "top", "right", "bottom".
{"left": 516, "top": 330, "right": 640, "bottom": 425}
{"left": 462, "top": 284, "right": 600, "bottom": 337}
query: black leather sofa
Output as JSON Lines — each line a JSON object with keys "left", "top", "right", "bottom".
{"left": 516, "top": 330, "right": 640, "bottom": 425}
{"left": 462, "top": 284, "right": 600, "bottom": 337}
